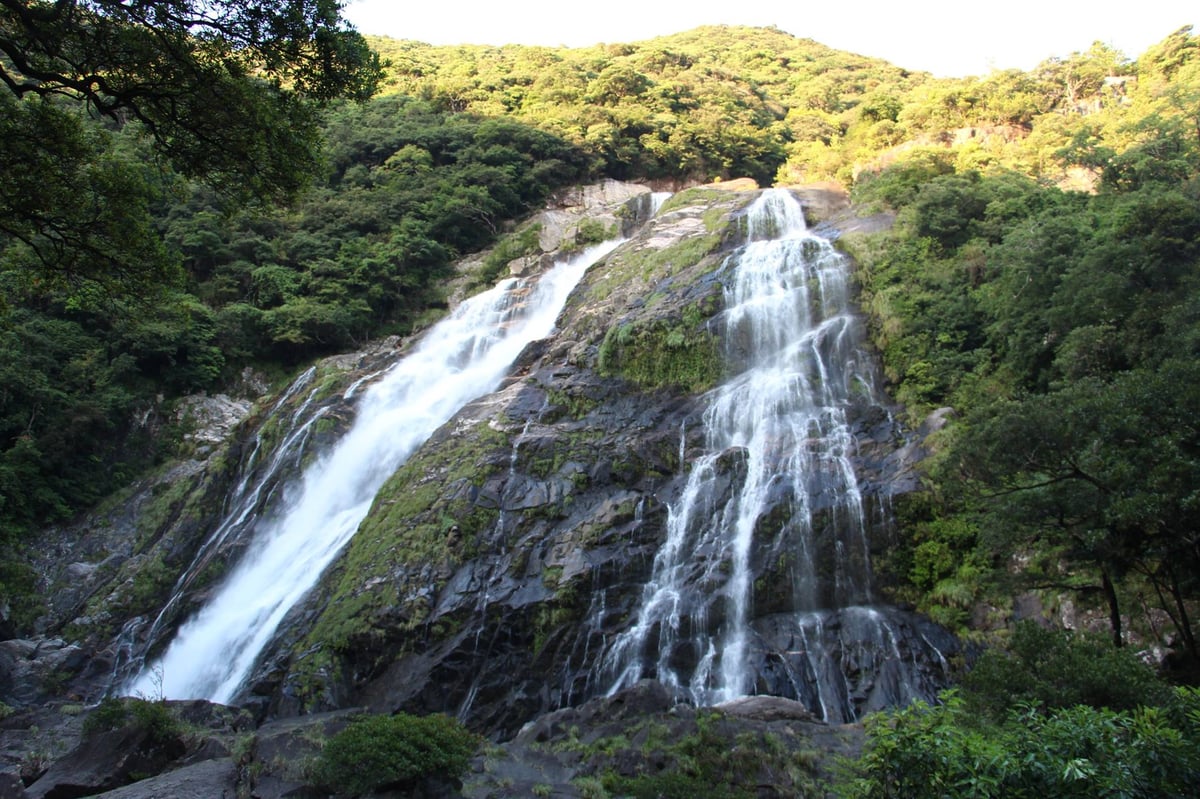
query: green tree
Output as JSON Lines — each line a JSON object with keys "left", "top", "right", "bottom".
{"left": 0, "top": 0, "right": 381, "bottom": 295}
{"left": 955, "top": 366, "right": 1200, "bottom": 655}
{"left": 960, "top": 622, "right": 1173, "bottom": 719}
{"left": 0, "top": 94, "right": 177, "bottom": 303}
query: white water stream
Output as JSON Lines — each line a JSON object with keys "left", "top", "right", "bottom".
{"left": 601, "top": 189, "right": 883, "bottom": 707}
{"left": 126, "top": 239, "right": 621, "bottom": 703}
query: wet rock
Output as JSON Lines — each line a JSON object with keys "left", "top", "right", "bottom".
{"left": 749, "top": 606, "right": 959, "bottom": 723}
{"left": 218, "top": 186, "right": 959, "bottom": 739}
{"left": 35, "top": 185, "right": 959, "bottom": 758}
{"left": 25, "top": 723, "right": 187, "bottom": 799}
{"left": 466, "top": 679, "right": 860, "bottom": 799}
{"left": 84, "top": 759, "right": 236, "bottom": 799}
{"left": 0, "top": 772, "right": 27, "bottom": 799}
{"left": 715, "top": 694, "right": 816, "bottom": 722}
{"left": 2, "top": 700, "right": 277, "bottom": 799}
{"left": 175, "top": 394, "right": 254, "bottom": 449}
{"left": 239, "top": 710, "right": 360, "bottom": 799}
{"left": 0, "top": 640, "right": 87, "bottom": 707}
{"left": 517, "top": 680, "right": 674, "bottom": 746}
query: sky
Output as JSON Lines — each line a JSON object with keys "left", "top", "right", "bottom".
{"left": 341, "top": 0, "right": 1194, "bottom": 78}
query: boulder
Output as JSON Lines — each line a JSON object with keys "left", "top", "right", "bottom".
{"left": 85, "top": 759, "right": 236, "bottom": 799}
{"left": 0, "top": 772, "right": 27, "bottom": 799}
{"left": 26, "top": 723, "right": 186, "bottom": 799}
{"left": 0, "top": 640, "right": 87, "bottom": 707}
{"left": 715, "top": 694, "right": 816, "bottom": 722}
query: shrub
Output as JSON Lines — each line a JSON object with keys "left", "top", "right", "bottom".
{"left": 961, "top": 621, "right": 1173, "bottom": 720}
{"left": 307, "top": 712, "right": 480, "bottom": 796}
{"left": 837, "top": 689, "right": 1200, "bottom": 799}
{"left": 82, "top": 697, "right": 182, "bottom": 745}
{"left": 83, "top": 697, "right": 131, "bottom": 734}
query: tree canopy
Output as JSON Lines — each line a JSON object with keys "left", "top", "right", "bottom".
{"left": 0, "top": 1, "right": 381, "bottom": 178}
{"left": 0, "top": 0, "right": 381, "bottom": 295}
{"left": 844, "top": 26, "right": 1200, "bottom": 667}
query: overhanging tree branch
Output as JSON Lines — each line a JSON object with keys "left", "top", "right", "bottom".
{"left": 0, "top": 1, "right": 381, "bottom": 195}
{"left": 1, "top": 0, "right": 381, "bottom": 298}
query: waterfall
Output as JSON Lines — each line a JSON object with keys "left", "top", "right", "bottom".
{"left": 598, "top": 189, "right": 947, "bottom": 719}
{"left": 125, "top": 238, "right": 621, "bottom": 704}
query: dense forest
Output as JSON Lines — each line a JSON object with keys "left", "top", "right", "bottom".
{"left": 3, "top": 5, "right": 1200, "bottom": 793}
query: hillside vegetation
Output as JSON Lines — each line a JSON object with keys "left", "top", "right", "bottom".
{"left": 2, "top": 18, "right": 1200, "bottom": 792}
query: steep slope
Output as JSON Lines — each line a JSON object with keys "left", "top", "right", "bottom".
{"left": 238, "top": 185, "right": 953, "bottom": 737}
{"left": 2, "top": 181, "right": 654, "bottom": 710}
{"left": 4, "top": 182, "right": 952, "bottom": 751}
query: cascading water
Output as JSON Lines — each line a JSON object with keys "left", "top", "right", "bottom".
{"left": 107, "top": 364, "right": 328, "bottom": 689}
{"left": 597, "top": 188, "right": 949, "bottom": 721}
{"left": 124, "top": 238, "right": 622, "bottom": 704}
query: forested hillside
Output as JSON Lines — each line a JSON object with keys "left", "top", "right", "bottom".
{"left": 3, "top": 11, "right": 1200, "bottom": 794}
{"left": 840, "top": 26, "right": 1200, "bottom": 654}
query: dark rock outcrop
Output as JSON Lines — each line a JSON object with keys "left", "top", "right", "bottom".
{"left": 225, "top": 185, "right": 953, "bottom": 737}
{"left": 7, "top": 183, "right": 954, "bottom": 798}
{"left": 464, "top": 679, "right": 863, "bottom": 798}
{"left": 249, "top": 188, "right": 748, "bottom": 734}
{"left": 84, "top": 760, "right": 237, "bottom": 799}
{"left": 25, "top": 724, "right": 187, "bottom": 799}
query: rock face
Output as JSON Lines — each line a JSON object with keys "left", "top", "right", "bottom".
{"left": 25, "top": 722, "right": 189, "bottom": 799}
{"left": 223, "top": 185, "right": 956, "bottom": 736}
{"left": 7, "top": 182, "right": 955, "bottom": 777}
{"left": 3, "top": 181, "right": 665, "bottom": 712}
{"left": 464, "top": 679, "right": 861, "bottom": 798}
{"left": 0, "top": 686, "right": 851, "bottom": 799}
{"left": 247, "top": 187, "right": 741, "bottom": 732}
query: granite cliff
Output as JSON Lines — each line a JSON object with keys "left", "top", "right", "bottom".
{"left": 1, "top": 181, "right": 956, "bottom": 796}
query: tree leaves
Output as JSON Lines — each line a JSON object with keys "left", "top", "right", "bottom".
{"left": 0, "top": 94, "right": 178, "bottom": 306}
{"left": 0, "top": 0, "right": 381, "bottom": 300}
{"left": 840, "top": 687, "right": 1200, "bottom": 799}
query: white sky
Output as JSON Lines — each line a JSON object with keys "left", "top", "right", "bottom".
{"left": 342, "top": 0, "right": 1194, "bottom": 78}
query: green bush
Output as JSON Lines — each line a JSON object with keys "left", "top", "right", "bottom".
{"left": 83, "top": 697, "right": 131, "bottom": 734}
{"left": 961, "top": 622, "right": 1173, "bottom": 720}
{"left": 838, "top": 623, "right": 1198, "bottom": 797}
{"left": 82, "top": 697, "right": 182, "bottom": 745}
{"left": 307, "top": 712, "right": 480, "bottom": 796}
{"left": 837, "top": 689, "right": 1200, "bottom": 799}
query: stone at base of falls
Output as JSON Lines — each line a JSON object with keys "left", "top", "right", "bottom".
{"left": 715, "top": 694, "right": 817, "bottom": 722}
{"left": 0, "top": 773, "right": 26, "bottom": 799}
{"left": 0, "top": 640, "right": 88, "bottom": 708}
{"left": 2, "top": 701, "right": 358, "bottom": 799}
{"left": 75, "top": 760, "right": 237, "bottom": 799}
{"left": 750, "top": 606, "right": 961, "bottom": 724}
{"left": 517, "top": 679, "right": 674, "bottom": 743}
{"left": 25, "top": 721, "right": 188, "bottom": 799}
{"left": 467, "top": 679, "right": 864, "bottom": 799}
{"left": 1, "top": 685, "right": 868, "bottom": 799}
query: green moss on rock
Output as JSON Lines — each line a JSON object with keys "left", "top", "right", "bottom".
{"left": 298, "top": 419, "right": 509, "bottom": 655}
{"left": 657, "top": 187, "right": 733, "bottom": 216}
{"left": 585, "top": 230, "right": 723, "bottom": 303}
{"left": 597, "top": 308, "right": 723, "bottom": 393}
